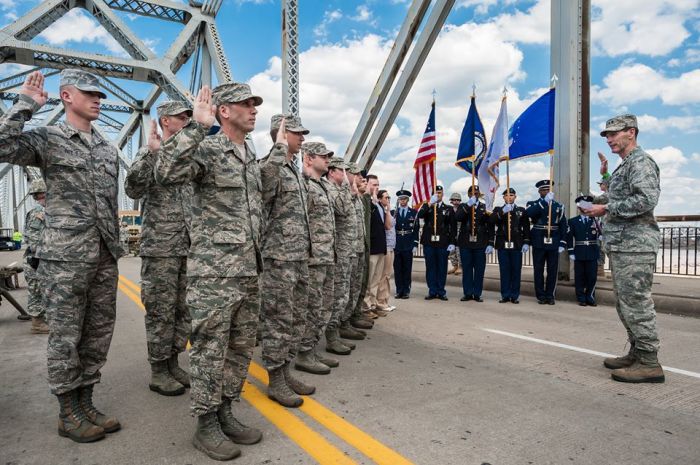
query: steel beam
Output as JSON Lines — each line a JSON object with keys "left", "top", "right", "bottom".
{"left": 282, "top": 0, "right": 299, "bottom": 116}
{"left": 85, "top": 0, "right": 157, "bottom": 60}
{"left": 104, "top": 0, "right": 192, "bottom": 23}
{"left": 203, "top": 22, "right": 232, "bottom": 83}
{"left": 358, "top": 0, "right": 456, "bottom": 169}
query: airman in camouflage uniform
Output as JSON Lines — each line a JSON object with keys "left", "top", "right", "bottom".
{"left": 585, "top": 114, "right": 664, "bottom": 384}
{"left": 295, "top": 142, "right": 337, "bottom": 375}
{"left": 259, "top": 114, "right": 314, "bottom": 408}
{"left": 125, "top": 100, "right": 193, "bottom": 397}
{"left": 0, "top": 70, "right": 121, "bottom": 443}
{"left": 23, "top": 179, "right": 48, "bottom": 334}
{"left": 324, "top": 158, "right": 356, "bottom": 356}
{"left": 155, "top": 84, "right": 264, "bottom": 460}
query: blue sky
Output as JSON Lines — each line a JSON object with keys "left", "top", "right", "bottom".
{"left": 1, "top": 0, "right": 699, "bottom": 214}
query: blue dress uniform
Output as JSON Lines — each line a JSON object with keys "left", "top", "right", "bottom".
{"left": 489, "top": 189, "right": 530, "bottom": 303}
{"left": 455, "top": 192, "right": 493, "bottom": 301}
{"left": 567, "top": 197, "right": 601, "bottom": 306}
{"left": 418, "top": 189, "right": 457, "bottom": 300}
{"left": 526, "top": 180, "right": 568, "bottom": 304}
{"left": 392, "top": 190, "right": 419, "bottom": 299}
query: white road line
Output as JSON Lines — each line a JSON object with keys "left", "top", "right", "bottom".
{"left": 482, "top": 328, "right": 700, "bottom": 380}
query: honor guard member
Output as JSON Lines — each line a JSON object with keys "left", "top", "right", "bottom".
{"left": 296, "top": 142, "right": 337, "bottom": 375}
{"left": 392, "top": 189, "right": 419, "bottom": 299}
{"left": 583, "top": 113, "right": 664, "bottom": 383}
{"left": 455, "top": 185, "right": 494, "bottom": 302}
{"left": 526, "top": 180, "right": 567, "bottom": 305}
{"left": 324, "top": 157, "right": 357, "bottom": 356}
{"left": 447, "top": 192, "right": 462, "bottom": 275}
{"left": 23, "top": 179, "right": 48, "bottom": 334}
{"left": 489, "top": 188, "right": 530, "bottom": 303}
{"left": 259, "top": 114, "right": 314, "bottom": 408}
{"left": 155, "top": 84, "right": 264, "bottom": 460}
{"left": 125, "top": 100, "right": 193, "bottom": 397}
{"left": 567, "top": 196, "right": 601, "bottom": 306}
{"left": 418, "top": 186, "right": 457, "bottom": 300}
{"left": 0, "top": 69, "right": 123, "bottom": 443}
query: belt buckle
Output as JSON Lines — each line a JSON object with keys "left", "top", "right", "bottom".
{"left": 504, "top": 241, "right": 514, "bottom": 249}
{"left": 543, "top": 237, "right": 553, "bottom": 245}
{"left": 469, "top": 235, "right": 477, "bottom": 242}
{"left": 431, "top": 235, "right": 440, "bottom": 242}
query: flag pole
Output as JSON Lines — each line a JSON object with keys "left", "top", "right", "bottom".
{"left": 506, "top": 155, "right": 511, "bottom": 243}
{"left": 546, "top": 75, "right": 558, "bottom": 241}
{"left": 431, "top": 93, "right": 437, "bottom": 237}
{"left": 470, "top": 86, "right": 476, "bottom": 239}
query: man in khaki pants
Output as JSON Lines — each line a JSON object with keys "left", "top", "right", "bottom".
{"left": 376, "top": 189, "right": 396, "bottom": 313}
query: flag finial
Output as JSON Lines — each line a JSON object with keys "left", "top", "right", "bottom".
{"left": 432, "top": 88, "right": 437, "bottom": 102}
{"left": 472, "top": 83, "right": 476, "bottom": 98}
{"left": 551, "top": 74, "right": 559, "bottom": 87}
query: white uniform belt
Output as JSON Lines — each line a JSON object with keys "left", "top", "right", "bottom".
{"left": 575, "top": 240, "right": 596, "bottom": 246}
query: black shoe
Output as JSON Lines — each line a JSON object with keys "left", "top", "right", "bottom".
{"left": 394, "top": 294, "right": 401, "bottom": 299}
{"left": 438, "top": 295, "right": 448, "bottom": 301}
{"left": 473, "top": 296, "right": 483, "bottom": 303}
{"left": 460, "top": 295, "right": 472, "bottom": 302}
{"left": 425, "top": 295, "right": 436, "bottom": 300}
{"left": 511, "top": 298, "right": 519, "bottom": 304}
{"left": 547, "top": 299, "right": 555, "bottom": 305}
{"left": 499, "top": 298, "right": 510, "bottom": 303}
{"left": 578, "top": 301, "right": 587, "bottom": 306}
{"left": 401, "top": 295, "right": 410, "bottom": 299}
{"left": 537, "top": 299, "right": 547, "bottom": 305}
{"left": 587, "top": 301, "right": 597, "bottom": 307}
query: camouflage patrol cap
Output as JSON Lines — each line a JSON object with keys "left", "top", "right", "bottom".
{"left": 449, "top": 192, "right": 462, "bottom": 201}
{"left": 212, "top": 82, "right": 263, "bottom": 107}
{"left": 271, "top": 114, "right": 310, "bottom": 135}
{"left": 59, "top": 69, "right": 107, "bottom": 99}
{"left": 328, "top": 157, "right": 347, "bottom": 170}
{"left": 302, "top": 142, "right": 333, "bottom": 157}
{"left": 347, "top": 162, "right": 362, "bottom": 175}
{"left": 156, "top": 100, "right": 192, "bottom": 119}
{"left": 600, "top": 113, "right": 638, "bottom": 136}
{"left": 28, "top": 179, "right": 47, "bottom": 195}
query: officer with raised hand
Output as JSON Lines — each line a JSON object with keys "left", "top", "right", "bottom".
{"left": 392, "top": 189, "right": 419, "bottom": 299}
{"left": 418, "top": 185, "right": 456, "bottom": 301}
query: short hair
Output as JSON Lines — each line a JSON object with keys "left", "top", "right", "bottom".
{"left": 378, "top": 189, "right": 387, "bottom": 199}
{"left": 366, "top": 174, "right": 378, "bottom": 181}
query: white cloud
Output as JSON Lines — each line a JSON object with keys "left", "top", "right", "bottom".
{"left": 592, "top": 63, "right": 700, "bottom": 106}
{"left": 691, "top": 152, "right": 700, "bottom": 162}
{"left": 491, "top": 0, "right": 550, "bottom": 45}
{"left": 635, "top": 114, "right": 700, "bottom": 134}
{"left": 351, "top": 5, "right": 374, "bottom": 23}
{"left": 38, "top": 9, "right": 128, "bottom": 57}
{"left": 0, "top": 63, "right": 33, "bottom": 80}
{"left": 314, "top": 9, "right": 343, "bottom": 39}
{"left": 647, "top": 146, "right": 688, "bottom": 177}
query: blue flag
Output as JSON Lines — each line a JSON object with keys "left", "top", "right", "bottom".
{"left": 508, "top": 88, "right": 555, "bottom": 160}
{"left": 455, "top": 95, "right": 487, "bottom": 173}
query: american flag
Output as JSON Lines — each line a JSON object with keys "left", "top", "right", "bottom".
{"left": 412, "top": 101, "right": 437, "bottom": 208}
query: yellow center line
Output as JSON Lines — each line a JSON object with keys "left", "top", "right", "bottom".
{"left": 117, "top": 274, "right": 415, "bottom": 465}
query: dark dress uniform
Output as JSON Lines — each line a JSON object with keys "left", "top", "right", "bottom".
{"left": 526, "top": 188, "right": 567, "bottom": 304}
{"left": 455, "top": 201, "right": 493, "bottom": 300}
{"left": 567, "top": 213, "right": 601, "bottom": 306}
{"left": 392, "top": 199, "right": 419, "bottom": 298}
{"left": 489, "top": 203, "right": 530, "bottom": 302}
{"left": 418, "top": 200, "right": 456, "bottom": 299}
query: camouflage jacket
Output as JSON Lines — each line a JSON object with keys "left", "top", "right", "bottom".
{"left": 352, "top": 194, "right": 367, "bottom": 254}
{"left": 23, "top": 203, "right": 45, "bottom": 256}
{"left": 259, "top": 145, "right": 311, "bottom": 262}
{"left": 0, "top": 94, "right": 121, "bottom": 262}
{"left": 154, "top": 121, "right": 263, "bottom": 278}
{"left": 304, "top": 174, "right": 336, "bottom": 266}
{"left": 328, "top": 181, "right": 357, "bottom": 258}
{"left": 125, "top": 147, "right": 192, "bottom": 257}
{"left": 593, "top": 146, "right": 661, "bottom": 254}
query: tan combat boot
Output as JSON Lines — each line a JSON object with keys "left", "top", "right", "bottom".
{"left": 339, "top": 321, "right": 365, "bottom": 340}
{"left": 325, "top": 328, "right": 352, "bottom": 355}
{"left": 294, "top": 350, "right": 331, "bottom": 375}
{"left": 150, "top": 360, "right": 186, "bottom": 396}
{"left": 167, "top": 354, "right": 191, "bottom": 388}
{"left": 454, "top": 266, "right": 462, "bottom": 275}
{"left": 193, "top": 412, "right": 241, "bottom": 461}
{"left": 314, "top": 348, "right": 339, "bottom": 368}
{"left": 611, "top": 351, "right": 665, "bottom": 384}
{"left": 79, "top": 385, "right": 122, "bottom": 433}
{"left": 603, "top": 344, "right": 638, "bottom": 369}
{"left": 218, "top": 398, "right": 262, "bottom": 445}
{"left": 447, "top": 265, "right": 457, "bottom": 275}
{"left": 31, "top": 316, "right": 49, "bottom": 334}
{"left": 283, "top": 362, "right": 316, "bottom": 395}
{"left": 57, "top": 391, "right": 105, "bottom": 443}
{"left": 267, "top": 367, "right": 303, "bottom": 408}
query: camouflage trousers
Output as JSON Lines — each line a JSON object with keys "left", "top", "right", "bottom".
{"left": 39, "top": 241, "right": 118, "bottom": 395}
{"left": 344, "top": 252, "right": 365, "bottom": 322}
{"left": 449, "top": 247, "right": 461, "bottom": 267}
{"left": 609, "top": 252, "right": 660, "bottom": 353}
{"left": 327, "top": 255, "right": 353, "bottom": 331}
{"left": 299, "top": 264, "right": 335, "bottom": 353}
{"left": 23, "top": 254, "right": 44, "bottom": 318}
{"left": 141, "top": 256, "right": 191, "bottom": 363}
{"left": 187, "top": 276, "right": 260, "bottom": 417}
{"left": 260, "top": 259, "right": 309, "bottom": 370}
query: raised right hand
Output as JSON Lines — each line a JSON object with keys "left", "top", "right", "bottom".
{"left": 193, "top": 85, "right": 216, "bottom": 127}
{"left": 429, "top": 194, "right": 438, "bottom": 205}
{"left": 502, "top": 203, "right": 513, "bottom": 213}
{"left": 147, "top": 120, "right": 162, "bottom": 152}
{"left": 21, "top": 71, "right": 48, "bottom": 107}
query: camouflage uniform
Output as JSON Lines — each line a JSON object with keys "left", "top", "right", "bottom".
{"left": 344, "top": 190, "right": 367, "bottom": 322}
{"left": 259, "top": 114, "right": 312, "bottom": 371}
{"left": 0, "top": 72, "right": 121, "bottom": 396}
{"left": 119, "top": 224, "right": 130, "bottom": 255}
{"left": 326, "top": 161, "right": 357, "bottom": 331}
{"left": 125, "top": 103, "right": 193, "bottom": 364}
{"left": 23, "top": 201, "right": 45, "bottom": 318}
{"left": 299, "top": 143, "right": 336, "bottom": 353}
{"left": 154, "top": 83, "right": 264, "bottom": 416}
{"left": 594, "top": 143, "right": 661, "bottom": 354}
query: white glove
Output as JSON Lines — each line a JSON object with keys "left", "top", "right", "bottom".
{"left": 485, "top": 245, "right": 494, "bottom": 254}
{"left": 447, "top": 245, "right": 455, "bottom": 253}
{"left": 429, "top": 194, "right": 438, "bottom": 205}
{"left": 558, "top": 246, "right": 565, "bottom": 253}
{"left": 522, "top": 244, "right": 529, "bottom": 253}
{"left": 467, "top": 196, "right": 477, "bottom": 207}
{"left": 569, "top": 254, "right": 575, "bottom": 261}
{"left": 545, "top": 192, "right": 554, "bottom": 203}
{"left": 502, "top": 204, "right": 513, "bottom": 213}
{"left": 413, "top": 247, "right": 417, "bottom": 254}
